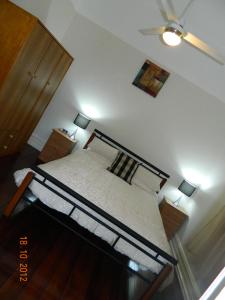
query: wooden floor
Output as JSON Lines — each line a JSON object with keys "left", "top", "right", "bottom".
{"left": 0, "top": 145, "right": 39, "bottom": 212}
{"left": 0, "top": 145, "right": 184, "bottom": 300}
{"left": 0, "top": 204, "right": 131, "bottom": 299}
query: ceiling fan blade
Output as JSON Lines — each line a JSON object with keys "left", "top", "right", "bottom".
{"left": 158, "top": 0, "right": 178, "bottom": 21}
{"left": 139, "top": 26, "right": 165, "bottom": 36}
{"left": 183, "top": 32, "right": 225, "bottom": 65}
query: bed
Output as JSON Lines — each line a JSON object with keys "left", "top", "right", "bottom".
{"left": 4, "top": 129, "right": 177, "bottom": 299}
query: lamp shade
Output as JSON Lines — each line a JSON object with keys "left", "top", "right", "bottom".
{"left": 178, "top": 180, "right": 196, "bottom": 197}
{"left": 73, "top": 113, "right": 90, "bottom": 129}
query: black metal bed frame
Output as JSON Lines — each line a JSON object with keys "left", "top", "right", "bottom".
{"left": 21, "top": 129, "right": 176, "bottom": 286}
{"left": 90, "top": 129, "right": 169, "bottom": 180}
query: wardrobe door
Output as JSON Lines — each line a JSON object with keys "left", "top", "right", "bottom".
{"left": 0, "top": 0, "right": 37, "bottom": 87}
{"left": 7, "top": 36, "right": 68, "bottom": 153}
{"left": 0, "top": 130, "right": 18, "bottom": 156}
{"left": 0, "top": 130, "right": 9, "bottom": 156}
{"left": 9, "top": 38, "right": 64, "bottom": 129}
{"left": 19, "top": 52, "right": 73, "bottom": 145}
{"left": 0, "top": 22, "right": 52, "bottom": 130}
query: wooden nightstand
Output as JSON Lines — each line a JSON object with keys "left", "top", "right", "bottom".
{"left": 38, "top": 129, "right": 77, "bottom": 163}
{"left": 159, "top": 197, "right": 188, "bottom": 240}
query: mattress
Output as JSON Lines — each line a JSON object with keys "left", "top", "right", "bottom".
{"left": 14, "top": 149, "right": 172, "bottom": 274}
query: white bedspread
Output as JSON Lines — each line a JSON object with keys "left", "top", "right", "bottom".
{"left": 14, "top": 150, "right": 172, "bottom": 273}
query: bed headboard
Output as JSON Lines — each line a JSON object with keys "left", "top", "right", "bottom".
{"left": 84, "top": 129, "right": 170, "bottom": 189}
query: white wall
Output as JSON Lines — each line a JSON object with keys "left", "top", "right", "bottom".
{"left": 11, "top": 0, "right": 76, "bottom": 41}
{"left": 11, "top": 0, "right": 52, "bottom": 22}
{"left": 72, "top": 0, "right": 225, "bottom": 106}
{"left": 10, "top": 1, "right": 225, "bottom": 244}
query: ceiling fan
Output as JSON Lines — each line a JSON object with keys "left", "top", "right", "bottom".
{"left": 139, "top": 0, "right": 225, "bottom": 65}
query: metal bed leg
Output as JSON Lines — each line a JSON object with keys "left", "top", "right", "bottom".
{"left": 140, "top": 264, "right": 172, "bottom": 300}
{"left": 3, "top": 171, "right": 34, "bottom": 217}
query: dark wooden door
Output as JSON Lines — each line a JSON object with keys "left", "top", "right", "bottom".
{"left": 19, "top": 52, "right": 73, "bottom": 146}
{"left": 0, "top": 130, "right": 18, "bottom": 156}
{"left": 8, "top": 38, "right": 64, "bottom": 131}
{"left": 0, "top": 18, "right": 73, "bottom": 157}
{"left": 0, "top": 23, "right": 52, "bottom": 157}
{"left": 9, "top": 35, "right": 72, "bottom": 153}
{"left": 0, "top": 22, "right": 52, "bottom": 130}
{"left": 0, "top": 0, "right": 37, "bottom": 88}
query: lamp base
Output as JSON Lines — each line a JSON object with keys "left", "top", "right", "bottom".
{"left": 69, "top": 127, "right": 78, "bottom": 140}
{"left": 172, "top": 195, "right": 183, "bottom": 207}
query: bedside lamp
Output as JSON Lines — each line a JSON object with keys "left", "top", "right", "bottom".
{"left": 178, "top": 180, "right": 196, "bottom": 197}
{"left": 173, "top": 180, "right": 197, "bottom": 206}
{"left": 70, "top": 113, "right": 91, "bottom": 139}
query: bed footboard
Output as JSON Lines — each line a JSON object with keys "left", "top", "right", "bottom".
{"left": 141, "top": 264, "right": 172, "bottom": 299}
{"left": 4, "top": 167, "right": 176, "bottom": 298}
{"left": 3, "top": 171, "right": 34, "bottom": 217}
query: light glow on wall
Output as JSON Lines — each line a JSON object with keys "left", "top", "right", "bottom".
{"left": 182, "top": 196, "right": 198, "bottom": 215}
{"left": 80, "top": 103, "right": 101, "bottom": 119}
{"left": 160, "top": 185, "right": 196, "bottom": 215}
{"left": 181, "top": 167, "right": 213, "bottom": 190}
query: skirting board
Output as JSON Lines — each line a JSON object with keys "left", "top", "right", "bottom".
{"left": 28, "top": 133, "right": 46, "bottom": 151}
{"left": 170, "top": 234, "right": 201, "bottom": 300}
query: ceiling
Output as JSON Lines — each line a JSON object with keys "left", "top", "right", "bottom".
{"left": 70, "top": 0, "right": 225, "bottom": 103}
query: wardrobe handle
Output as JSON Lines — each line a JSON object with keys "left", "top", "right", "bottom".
{"left": 3, "top": 145, "right": 8, "bottom": 150}
{"left": 28, "top": 71, "right": 36, "bottom": 79}
{"left": 9, "top": 134, "right": 14, "bottom": 139}
{"left": 28, "top": 71, "right": 33, "bottom": 78}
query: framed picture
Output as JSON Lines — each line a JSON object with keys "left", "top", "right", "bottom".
{"left": 132, "top": 60, "right": 170, "bottom": 97}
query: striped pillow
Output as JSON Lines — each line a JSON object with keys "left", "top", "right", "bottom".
{"left": 107, "top": 151, "right": 139, "bottom": 184}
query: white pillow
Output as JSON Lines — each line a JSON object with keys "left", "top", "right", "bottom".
{"left": 88, "top": 138, "right": 118, "bottom": 163}
{"left": 132, "top": 165, "right": 162, "bottom": 193}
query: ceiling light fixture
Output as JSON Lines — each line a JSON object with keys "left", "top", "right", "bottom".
{"left": 162, "top": 27, "right": 182, "bottom": 46}
{"left": 139, "top": 1, "right": 225, "bottom": 64}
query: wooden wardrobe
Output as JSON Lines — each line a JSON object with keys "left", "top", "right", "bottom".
{"left": 0, "top": 0, "right": 73, "bottom": 157}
